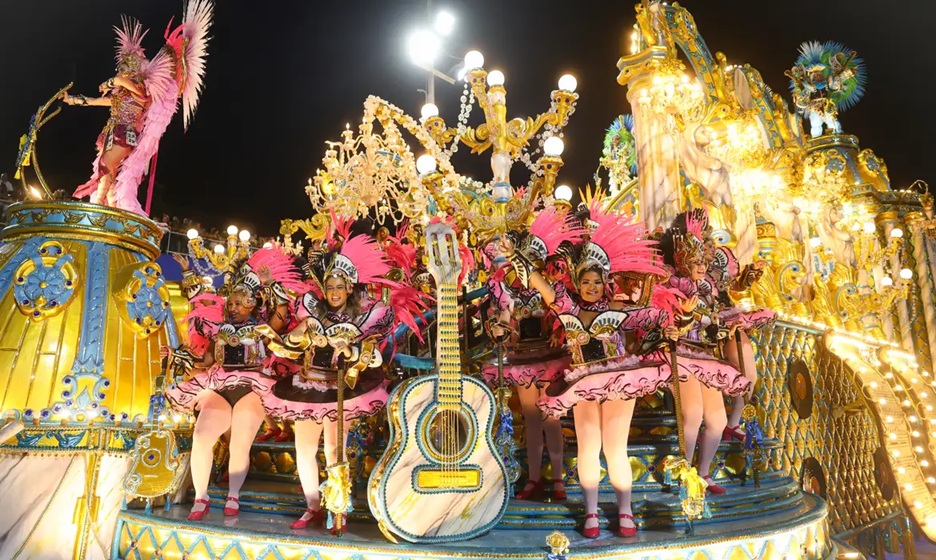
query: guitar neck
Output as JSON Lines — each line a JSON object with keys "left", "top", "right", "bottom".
{"left": 435, "top": 280, "right": 462, "bottom": 410}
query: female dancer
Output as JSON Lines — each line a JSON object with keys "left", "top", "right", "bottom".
{"left": 654, "top": 209, "right": 763, "bottom": 493}
{"left": 503, "top": 199, "right": 675, "bottom": 538}
{"left": 164, "top": 248, "right": 304, "bottom": 521}
{"left": 483, "top": 206, "right": 584, "bottom": 501}
{"left": 261, "top": 229, "right": 396, "bottom": 531}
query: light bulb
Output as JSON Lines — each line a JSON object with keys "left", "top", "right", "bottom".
{"left": 554, "top": 184, "right": 573, "bottom": 202}
{"left": 239, "top": 230, "right": 250, "bottom": 242}
{"left": 809, "top": 237, "right": 821, "bottom": 249}
{"left": 227, "top": 225, "right": 238, "bottom": 236}
{"left": 487, "top": 70, "right": 505, "bottom": 86}
{"left": 557, "top": 74, "right": 577, "bottom": 92}
{"left": 408, "top": 29, "right": 441, "bottom": 66}
{"left": 900, "top": 268, "right": 913, "bottom": 280}
{"left": 464, "top": 50, "right": 484, "bottom": 70}
{"left": 881, "top": 277, "right": 894, "bottom": 287}
{"left": 434, "top": 10, "right": 456, "bottom": 36}
{"left": 543, "top": 136, "right": 565, "bottom": 157}
{"left": 416, "top": 154, "right": 437, "bottom": 175}
{"left": 213, "top": 244, "right": 225, "bottom": 254}
{"left": 186, "top": 228, "right": 199, "bottom": 240}
{"left": 421, "top": 103, "right": 439, "bottom": 120}
{"left": 891, "top": 227, "right": 904, "bottom": 239}
{"left": 863, "top": 222, "right": 876, "bottom": 235}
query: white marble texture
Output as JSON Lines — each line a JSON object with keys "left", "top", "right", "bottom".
{"left": 373, "top": 376, "right": 508, "bottom": 542}
{"left": 0, "top": 454, "right": 132, "bottom": 560}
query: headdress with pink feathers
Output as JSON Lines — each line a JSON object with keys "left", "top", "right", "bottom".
{"left": 522, "top": 205, "right": 587, "bottom": 263}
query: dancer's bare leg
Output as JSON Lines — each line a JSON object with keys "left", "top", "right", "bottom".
{"left": 189, "top": 392, "right": 232, "bottom": 514}
{"left": 573, "top": 400, "right": 602, "bottom": 532}
{"left": 294, "top": 419, "right": 326, "bottom": 518}
{"left": 601, "top": 398, "right": 637, "bottom": 529}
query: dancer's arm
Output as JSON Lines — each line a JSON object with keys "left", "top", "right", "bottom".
{"left": 63, "top": 94, "right": 111, "bottom": 107}
{"left": 497, "top": 237, "right": 557, "bottom": 305}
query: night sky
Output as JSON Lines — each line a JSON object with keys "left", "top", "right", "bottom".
{"left": 1, "top": 1, "right": 934, "bottom": 237}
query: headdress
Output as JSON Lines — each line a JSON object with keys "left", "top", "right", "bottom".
{"left": 222, "top": 247, "right": 308, "bottom": 306}
{"left": 522, "top": 205, "right": 586, "bottom": 264}
{"left": 114, "top": 17, "right": 148, "bottom": 79}
{"left": 670, "top": 208, "right": 717, "bottom": 278}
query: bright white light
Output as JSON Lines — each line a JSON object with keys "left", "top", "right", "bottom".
{"left": 456, "top": 66, "right": 468, "bottom": 81}
{"left": 263, "top": 242, "right": 273, "bottom": 249}
{"left": 186, "top": 228, "right": 199, "bottom": 240}
{"left": 464, "top": 50, "right": 484, "bottom": 70}
{"left": 900, "top": 268, "right": 914, "bottom": 280}
{"left": 421, "top": 103, "right": 440, "bottom": 120}
{"left": 416, "top": 154, "right": 437, "bottom": 175}
{"left": 227, "top": 225, "right": 239, "bottom": 236}
{"left": 891, "top": 227, "right": 904, "bottom": 239}
{"left": 434, "top": 11, "right": 456, "bottom": 36}
{"left": 408, "top": 29, "right": 441, "bottom": 66}
{"left": 213, "top": 244, "right": 225, "bottom": 254}
{"left": 543, "top": 136, "right": 565, "bottom": 157}
{"left": 558, "top": 74, "right": 578, "bottom": 92}
{"left": 863, "top": 221, "right": 877, "bottom": 235}
{"left": 27, "top": 186, "right": 43, "bottom": 200}
{"left": 554, "top": 184, "right": 573, "bottom": 202}
{"left": 809, "top": 237, "right": 822, "bottom": 249}
{"left": 487, "top": 70, "right": 505, "bottom": 86}
{"left": 881, "top": 276, "right": 894, "bottom": 287}
{"left": 239, "top": 230, "right": 250, "bottom": 242}
{"left": 172, "top": 414, "right": 182, "bottom": 423}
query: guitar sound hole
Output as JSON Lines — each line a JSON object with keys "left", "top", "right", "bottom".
{"left": 423, "top": 407, "right": 474, "bottom": 462}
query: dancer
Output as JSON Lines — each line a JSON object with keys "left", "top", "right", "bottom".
{"left": 64, "top": 1, "right": 213, "bottom": 214}
{"left": 261, "top": 226, "right": 399, "bottom": 532}
{"left": 653, "top": 209, "right": 755, "bottom": 494}
{"left": 502, "top": 198, "right": 675, "bottom": 538}
{"left": 483, "top": 206, "right": 585, "bottom": 501}
{"left": 164, "top": 248, "right": 305, "bottom": 521}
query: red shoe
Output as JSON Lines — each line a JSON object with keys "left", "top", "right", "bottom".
{"left": 582, "top": 512, "right": 601, "bottom": 538}
{"left": 273, "top": 430, "right": 293, "bottom": 443}
{"left": 256, "top": 427, "right": 282, "bottom": 442}
{"left": 331, "top": 513, "right": 346, "bottom": 536}
{"left": 552, "top": 479, "right": 567, "bottom": 501}
{"left": 617, "top": 513, "right": 637, "bottom": 537}
{"left": 223, "top": 496, "right": 240, "bottom": 517}
{"left": 290, "top": 507, "right": 325, "bottom": 530}
{"left": 187, "top": 499, "right": 210, "bottom": 521}
{"left": 722, "top": 425, "right": 745, "bottom": 442}
{"left": 515, "top": 478, "right": 544, "bottom": 500}
{"left": 703, "top": 476, "right": 727, "bottom": 494}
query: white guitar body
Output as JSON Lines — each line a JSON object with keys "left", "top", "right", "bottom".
{"left": 367, "top": 375, "right": 508, "bottom": 543}
{"left": 367, "top": 222, "right": 509, "bottom": 543}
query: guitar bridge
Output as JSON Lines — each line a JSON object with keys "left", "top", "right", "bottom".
{"left": 415, "top": 466, "right": 482, "bottom": 492}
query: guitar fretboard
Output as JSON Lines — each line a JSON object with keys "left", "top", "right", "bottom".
{"left": 435, "top": 280, "right": 461, "bottom": 411}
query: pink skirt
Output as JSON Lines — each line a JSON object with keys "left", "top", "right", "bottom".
{"left": 646, "top": 345, "right": 750, "bottom": 396}
{"left": 481, "top": 347, "right": 571, "bottom": 389}
{"left": 165, "top": 365, "right": 276, "bottom": 414}
{"left": 536, "top": 355, "right": 670, "bottom": 418}
{"left": 261, "top": 369, "right": 389, "bottom": 424}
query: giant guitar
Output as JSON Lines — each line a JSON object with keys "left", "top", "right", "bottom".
{"left": 368, "top": 223, "right": 509, "bottom": 543}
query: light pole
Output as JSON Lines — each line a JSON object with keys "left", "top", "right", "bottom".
{"left": 406, "top": 5, "right": 456, "bottom": 105}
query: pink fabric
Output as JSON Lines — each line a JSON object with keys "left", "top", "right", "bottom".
{"left": 261, "top": 379, "right": 389, "bottom": 423}
{"left": 645, "top": 348, "right": 750, "bottom": 396}
{"left": 536, "top": 358, "right": 669, "bottom": 418}
{"left": 529, "top": 205, "right": 586, "bottom": 254}
{"left": 719, "top": 307, "right": 776, "bottom": 331}
{"left": 481, "top": 352, "right": 571, "bottom": 388}
{"left": 165, "top": 366, "right": 275, "bottom": 413}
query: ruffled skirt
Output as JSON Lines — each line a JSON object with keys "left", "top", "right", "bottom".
{"left": 164, "top": 365, "right": 276, "bottom": 414}
{"left": 645, "top": 344, "right": 750, "bottom": 396}
{"left": 481, "top": 346, "right": 571, "bottom": 388}
{"left": 536, "top": 355, "right": 670, "bottom": 418}
{"left": 261, "top": 367, "right": 388, "bottom": 423}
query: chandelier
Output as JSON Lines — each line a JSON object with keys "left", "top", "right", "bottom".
{"left": 632, "top": 58, "right": 705, "bottom": 134}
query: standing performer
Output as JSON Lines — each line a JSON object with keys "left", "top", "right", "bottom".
{"left": 261, "top": 228, "right": 398, "bottom": 532}
{"left": 64, "top": 1, "right": 213, "bottom": 214}
{"left": 653, "top": 209, "right": 755, "bottom": 494}
{"left": 502, "top": 199, "right": 675, "bottom": 538}
{"left": 164, "top": 248, "right": 305, "bottom": 521}
{"left": 483, "top": 206, "right": 584, "bottom": 501}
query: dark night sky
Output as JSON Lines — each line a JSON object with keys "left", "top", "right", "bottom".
{"left": 1, "top": 1, "right": 934, "bottom": 237}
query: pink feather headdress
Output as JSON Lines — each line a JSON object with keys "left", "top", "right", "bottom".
{"left": 114, "top": 17, "right": 147, "bottom": 66}
{"left": 246, "top": 247, "right": 309, "bottom": 295}
{"left": 523, "top": 205, "right": 586, "bottom": 262}
{"left": 576, "top": 197, "right": 666, "bottom": 280}
{"left": 182, "top": 293, "right": 224, "bottom": 356}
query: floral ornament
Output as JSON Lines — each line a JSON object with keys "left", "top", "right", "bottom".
{"left": 115, "top": 262, "right": 171, "bottom": 338}
{"left": 13, "top": 241, "right": 79, "bottom": 321}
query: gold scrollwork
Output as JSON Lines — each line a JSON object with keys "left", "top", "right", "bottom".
{"left": 13, "top": 241, "right": 80, "bottom": 321}
{"left": 113, "top": 261, "right": 171, "bottom": 338}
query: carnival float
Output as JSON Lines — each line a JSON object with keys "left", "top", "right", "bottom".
{"left": 1, "top": 1, "right": 934, "bottom": 559}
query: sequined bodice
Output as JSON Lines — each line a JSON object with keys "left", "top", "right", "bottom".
{"left": 108, "top": 88, "right": 147, "bottom": 128}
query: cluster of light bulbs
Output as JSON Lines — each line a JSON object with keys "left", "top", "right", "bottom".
{"left": 186, "top": 225, "right": 252, "bottom": 255}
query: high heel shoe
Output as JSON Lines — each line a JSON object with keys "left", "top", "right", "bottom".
{"left": 515, "top": 478, "right": 544, "bottom": 500}
{"left": 256, "top": 426, "right": 282, "bottom": 442}
{"left": 722, "top": 425, "right": 745, "bottom": 442}
{"left": 223, "top": 496, "right": 240, "bottom": 517}
{"left": 617, "top": 513, "right": 637, "bottom": 538}
{"left": 551, "top": 479, "right": 567, "bottom": 501}
{"left": 703, "top": 476, "right": 727, "bottom": 495}
{"left": 582, "top": 513, "right": 601, "bottom": 538}
{"left": 290, "top": 507, "right": 325, "bottom": 530}
{"left": 273, "top": 430, "right": 293, "bottom": 442}
{"left": 187, "top": 499, "right": 211, "bottom": 521}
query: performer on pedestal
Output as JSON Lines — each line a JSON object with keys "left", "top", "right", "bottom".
{"left": 652, "top": 209, "right": 755, "bottom": 494}
{"left": 163, "top": 248, "right": 305, "bottom": 521}
{"left": 260, "top": 222, "right": 410, "bottom": 532}
{"left": 64, "top": 1, "right": 213, "bottom": 214}
{"left": 501, "top": 198, "right": 676, "bottom": 538}
{"left": 482, "top": 206, "right": 585, "bottom": 502}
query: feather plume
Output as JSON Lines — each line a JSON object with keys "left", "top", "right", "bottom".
{"left": 114, "top": 17, "right": 147, "bottom": 62}
{"left": 587, "top": 196, "right": 666, "bottom": 277}
{"left": 247, "top": 247, "right": 309, "bottom": 294}
{"left": 529, "top": 205, "right": 587, "bottom": 255}
{"left": 164, "top": 0, "right": 214, "bottom": 130}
